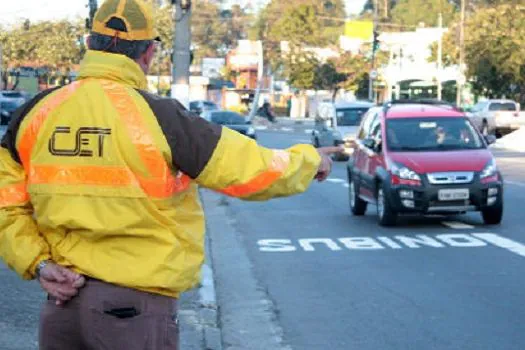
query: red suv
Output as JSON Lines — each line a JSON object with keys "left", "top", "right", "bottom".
{"left": 347, "top": 100, "right": 504, "bottom": 226}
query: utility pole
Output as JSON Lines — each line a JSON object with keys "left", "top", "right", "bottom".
{"left": 369, "top": 0, "right": 379, "bottom": 102}
{"left": 88, "top": 0, "right": 98, "bottom": 29}
{"left": 0, "top": 44, "right": 3, "bottom": 90}
{"left": 437, "top": 12, "right": 443, "bottom": 101}
{"left": 172, "top": 0, "right": 192, "bottom": 109}
{"left": 457, "top": 0, "right": 465, "bottom": 107}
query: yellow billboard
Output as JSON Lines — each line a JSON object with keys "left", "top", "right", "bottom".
{"left": 344, "top": 21, "right": 374, "bottom": 40}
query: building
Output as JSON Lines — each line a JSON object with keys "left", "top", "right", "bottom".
{"left": 340, "top": 21, "right": 463, "bottom": 103}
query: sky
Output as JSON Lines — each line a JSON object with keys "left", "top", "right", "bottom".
{"left": 0, "top": 0, "right": 367, "bottom": 26}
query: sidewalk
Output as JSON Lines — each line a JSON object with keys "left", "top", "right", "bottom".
{"left": 491, "top": 127, "right": 525, "bottom": 153}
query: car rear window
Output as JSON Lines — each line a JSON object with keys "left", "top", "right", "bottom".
{"left": 489, "top": 102, "right": 517, "bottom": 111}
{"left": 336, "top": 108, "right": 369, "bottom": 126}
{"left": 386, "top": 117, "right": 485, "bottom": 152}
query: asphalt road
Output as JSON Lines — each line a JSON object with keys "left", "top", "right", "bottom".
{"left": 214, "top": 129, "right": 525, "bottom": 350}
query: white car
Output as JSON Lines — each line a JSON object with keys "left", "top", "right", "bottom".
{"left": 311, "top": 101, "right": 375, "bottom": 160}
{"left": 468, "top": 99, "right": 521, "bottom": 136}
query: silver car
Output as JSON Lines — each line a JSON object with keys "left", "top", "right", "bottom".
{"left": 468, "top": 99, "right": 521, "bottom": 136}
{"left": 312, "top": 101, "right": 375, "bottom": 160}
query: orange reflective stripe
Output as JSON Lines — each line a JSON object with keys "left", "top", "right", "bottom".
{"left": 18, "top": 82, "right": 83, "bottom": 171}
{"left": 29, "top": 165, "right": 138, "bottom": 187}
{"left": 100, "top": 80, "right": 190, "bottom": 197}
{"left": 220, "top": 150, "right": 290, "bottom": 197}
{"left": 0, "top": 182, "right": 29, "bottom": 207}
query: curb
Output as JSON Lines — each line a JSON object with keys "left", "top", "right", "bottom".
{"left": 178, "top": 190, "right": 223, "bottom": 350}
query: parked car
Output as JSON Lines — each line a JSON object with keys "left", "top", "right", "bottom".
{"left": 202, "top": 110, "right": 257, "bottom": 140}
{"left": 312, "top": 101, "right": 375, "bottom": 161}
{"left": 347, "top": 100, "right": 503, "bottom": 226}
{"left": 467, "top": 99, "right": 521, "bottom": 137}
{"left": 0, "top": 100, "right": 22, "bottom": 125}
{"left": 0, "top": 91, "right": 26, "bottom": 125}
{"left": 189, "top": 100, "right": 218, "bottom": 116}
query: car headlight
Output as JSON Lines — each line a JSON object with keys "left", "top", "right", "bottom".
{"left": 480, "top": 159, "right": 497, "bottom": 179}
{"left": 391, "top": 162, "right": 421, "bottom": 181}
{"left": 1, "top": 111, "right": 8, "bottom": 117}
{"left": 247, "top": 127, "right": 255, "bottom": 135}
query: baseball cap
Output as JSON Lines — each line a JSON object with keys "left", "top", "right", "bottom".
{"left": 92, "top": 0, "right": 161, "bottom": 42}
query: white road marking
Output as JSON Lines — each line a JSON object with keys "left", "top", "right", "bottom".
{"left": 258, "top": 239, "right": 296, "bottom": 252}
{"left": 339, "top": 237, "right": 384, "bottom": 250}
{"left": 305, "top": 129, "right": 313, "bottom": 134}
{"left": 258, "top": 233, "right": 525, "bottom": 258}
{"left": 255, "top": 126, "right": 268, "bottom": 130}
{"left": 473, "top": 233, "right": 525, "bottom": 258}
{"left": 435, "top": 234, "right": 487, "bottom": 247}
{"left": 326, "top": 178, "right": 345, "bottom": 184}
{"left": 342, "top": 183, "right": 349, "bottom": 188}
{"left": 280, "top": 127, "right": 294, "bottom": 132}
{"left": 299, "top": 238, "right": 342, "bottom": 251}
{"left": 442, "top": 221, "right": 476, "bottom": 229}
{"left": 505, "top": 180, "right": 525, "bottom": 188}
{"left": 377, "top": 237, "right": 403, "bottom": 249}
{"left": 394, "top": 235, "right": 446, "bottom": 248}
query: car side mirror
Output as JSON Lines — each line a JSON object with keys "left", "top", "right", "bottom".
{"left": 485, "top": 134, "right": 497, "bottom": 145}
{"left": 362, "top": 138, "right": 376, "bottom": 149}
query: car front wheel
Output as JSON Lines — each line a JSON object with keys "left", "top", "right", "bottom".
{"left": 348, "top": 173, "right": 367, "bottom": 216}
{"left": 482, "top": 203, "right": 503, "bottom": 225}
{"left": 376, "top": 184, "right": 398, "bottom": 226}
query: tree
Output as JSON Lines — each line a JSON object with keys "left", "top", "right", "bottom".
{"left": 430, "top": 3, "right": 525, "bottom": 102}
{"left": 286, "top": 52, "right": 319, "bottom": 91}
{"left": 463, "top": 4, "right": 525, "bottom": 102}
{"left": 314, "top": 61, "right": 346, "bottom": 100}
{"left": 391, "top": 0, "right": 457, "bottom": 27}
{"left": 249, "top": 0, "right": 346, "bottom": 73}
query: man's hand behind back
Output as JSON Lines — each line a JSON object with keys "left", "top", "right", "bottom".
{"left": 39, "top": 263, "right": 86, "bottom": 306}
{"left": 315, "top": 146, "right": 344, "bottom": 182}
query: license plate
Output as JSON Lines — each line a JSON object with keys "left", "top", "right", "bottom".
{"left": 438, "top": 189, "right": 470, "bottom": 201}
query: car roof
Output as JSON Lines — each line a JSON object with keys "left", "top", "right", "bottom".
{"left": 384, "top": 104, "right": 465, "bottom": 119}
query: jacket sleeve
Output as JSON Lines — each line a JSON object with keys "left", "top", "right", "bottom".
{"left": 137, "top": 91, "right": 322, "bottom": 201}
{"left": 196, "top": 127, "right": 321, "bottom": 201}
{"left": 0, "top": 147, "right": 51, "bottom": 279}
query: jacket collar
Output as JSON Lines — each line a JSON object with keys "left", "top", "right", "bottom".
{"left": 77, "top": 50, "right": 148, "bottom": 90}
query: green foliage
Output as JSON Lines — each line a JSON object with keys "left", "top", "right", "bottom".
{"left": 249, "top": 0, "right": 346, "bottom": 73}
{"left": 391, "top": 0, "right": 457, "bottom": 27}
{"left": 286, "top": 52, "right": 320, "bottom": 91}
{"left": 430, "top": 3, "right": 525, "bottom": 101}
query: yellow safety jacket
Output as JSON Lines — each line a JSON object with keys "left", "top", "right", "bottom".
{"left": 0, "top": 50, "right": 321, "bottom": 297}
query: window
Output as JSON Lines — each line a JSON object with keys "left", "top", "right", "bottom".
{"left": 488, "top": 102, "right": 517, "bottom": 112}
{"left": 358, "top": 111, "right": 378, "bottom": 140}
{"left": 386, "top": 117, "right": 484, "bottom": 152}
{"left": 336, "top": 108, "right": 370, "bottom": 126}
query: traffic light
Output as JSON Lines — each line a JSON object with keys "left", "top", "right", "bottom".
{"left": 373, "top": 31, "right": 380, "bottom": 52}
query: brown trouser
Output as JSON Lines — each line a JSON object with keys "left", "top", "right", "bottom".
{"left": 39, "top": 278, "right": 178, "bottom": 350}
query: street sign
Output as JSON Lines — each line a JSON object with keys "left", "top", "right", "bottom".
{"left": 370, "top": 70, "right": 378, "bottom": 79}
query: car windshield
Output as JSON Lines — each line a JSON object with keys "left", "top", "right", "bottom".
{"left": 336, "top": 108, "right": 369, "bottom": 126}
{"left": 489, "top": 102, "right": 517, "bottom": 111}
{"left": 386, "top": 117, "right": 485, "bottom": 152}
{"left": 203, "top": 102, "right": 218, "bottom": 109}
{"left": 211, "top": 112, "right": 246, "bottom": 125}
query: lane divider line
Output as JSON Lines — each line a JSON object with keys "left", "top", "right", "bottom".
{"left": 442, "top": 221, "right": 476, "bottom": 229}
{"left": 505, "top": 180, "right": 525, "bottom": 188}
{"left": 473, "top": 233, "right": 525, "bottom": 258}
